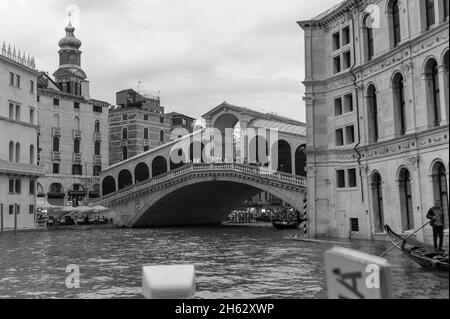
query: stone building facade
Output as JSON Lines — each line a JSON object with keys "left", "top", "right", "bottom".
{"left": 36, "top": 23, "right": 110, "bottom": 206}
{"left": 0, "top": 45, "right": 43, "bottom": 230}
{"left": 298, "top": 0, "right": 449, "bottom": 244}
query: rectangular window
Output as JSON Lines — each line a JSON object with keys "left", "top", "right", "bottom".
{"left": 9, "top": 103, "right": 14, "bottom": 119}
{"left": 335, "top": 128, "right": 344, "bottom": 146}
{"left": 53, "top": 98, "right": 60, "bottom": 106}
{"left": 15, "top": 105, "right": 20, "bottom": 121}
{"left": 144, "top": 114, "right": 149, "bottom": 121}
{"left": 30, "top": 109, "right": 35, "bottom": 125}
{"left": 350, "top": 218, "right": 359, "bottom": 232}
{"left": 123, "top": 114, "right": 128, "bottom": 121}
{"left": 72, "top": 164, "right": 83, "bottom": 176}
{"left": 9, "top": 205, "right": 14, "bottom": 215}
{"left": 16, "top": 205, "right": 20, "bottom": 215}
{"left": 346, "top": 125, "right": 355, "bottom": 144}
{"left": 333, "top": 56, "right": 341, "bottom": 74}
{"left": 93, "top": 105, "right": 103, "bottom": 113}
{"left": 348, "top": 168, "right": 357, "bottom": 188}
{"left": 30, "top": 80, "right": 34, "bottom": 94}
{"left": 53, "top": 163, "right": 60, "bottom": 174}
{"left": 332, "top": 32, "right": 340, "bottom": 50}
{"left": 37, "top": 95, "right": 40, "bottom": 103}
{"left": 93, "top": 165, "right": 102, "bottom": 176}
{"left": 344, "top": 93, "right": 353, "bottom": 113}
{"left": 343, "top": 50, "right": 351, "bottom": 69}
{"left": 342, "top": 26, "right": 350, "bottom": 45}
{"left": 9, "top": 179, "right": 14, "bottom": 193}
{"left": 160, "top": 117, "right": 165, "bottom": 124}
{"left": 15, "top": 179, "right": 21, "bottom": 194}
{"left": 74, "top": 102, "right": 80, "bottom": 109}
{"left": 337, "top": 170, "right": 346, "bottom": 188}
{"left": 29, "top": 180, "right": 35, "bottom": 194}
{"left": 16, "top": 74, "right": 20, "bottom": 88}
{"left": 29, "top": 205, "right": 35, "bottom": 215}
{"left": 334, "top": 98, "right": 343, "bottom": 116}
{"left": 9, "top": 72, "right": 14, "bottom": 86}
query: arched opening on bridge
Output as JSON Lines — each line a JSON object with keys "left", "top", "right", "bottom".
{"left": 170, "top": 148, "right": 187, "bottom": 171}
{"left": 152, "top": 156, "right": 168, "bottom": 178}
{"left": 190, "top": 142, "right": 205, "bottom": 163}
{"left": 295, "top": 144, "right": 307, "bottom": 177}
{"left": 118, "top": 169, "right": 133, "bottom": 190}
{"left": 248, "top": 135, "right": 269, "bottom": 165}
{"left": 102, "top": 176, "right": 116, "bottom": 196}
{"left": 135, "top": 162, "right": 150, "bottom": 183}
{"left": 277, "top": 140, "right": 292, "bottom": 174}
{"left": 213, "top": 113, "right": 241, "bottom": 162}
{"left": 48, "top": 183, "right": 65, "bottom": 206}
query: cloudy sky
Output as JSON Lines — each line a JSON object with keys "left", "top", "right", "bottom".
{"left": 1, "top": 0, "right": 342, "bottom": 122}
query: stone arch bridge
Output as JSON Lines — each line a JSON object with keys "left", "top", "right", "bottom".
{"left": 97, "top": 102, "right": 308, "bottom": 227}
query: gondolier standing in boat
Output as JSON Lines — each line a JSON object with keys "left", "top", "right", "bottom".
{"left": 426, "top": 200, "right": 445, "bottom": 252}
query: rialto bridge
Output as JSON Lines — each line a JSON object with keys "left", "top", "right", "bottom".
{"left": 97, "top": 102, "right": 308, "bottom": 227}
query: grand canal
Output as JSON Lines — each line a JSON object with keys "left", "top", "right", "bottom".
{"left": 0, "top": 226, "right": 448, "bottom": 299}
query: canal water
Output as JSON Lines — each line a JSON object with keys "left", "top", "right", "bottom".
{"left": 0, "top": 226, "right": 448, "bottom": 299}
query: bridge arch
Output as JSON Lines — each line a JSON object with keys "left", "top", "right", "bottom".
{"left": 294, "top": 144, "right": 307, "bottom": 177}
{"left": 128, "top": 174, "right": 306, "bottom": 227}
{"left": 118, "top": 169, "right": 133, "bottom": 190}
{"left": 102, "top": 176, "right": 116, "bottom": 196}
{"left": 277, "top": 139, "right": 292, "bottom": 174}
{"left": 152, "top": 156, "right": 168, "bottom": 177}
{"left": 135, "top": 162, "right": 150, "bottom": 183}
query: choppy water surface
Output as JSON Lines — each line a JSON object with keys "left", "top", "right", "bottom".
{"left": 0, "top": 226, "right": 448, "bottom": 299}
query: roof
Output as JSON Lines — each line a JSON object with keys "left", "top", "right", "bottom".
{"left": 250, "top": 119, "right": 306, "bottom": 136}
{"left": 167, "top": 112, "right": 196, "bottom": 121}
{"left": 202, "top": 102, "right": 305, "bottom": 127}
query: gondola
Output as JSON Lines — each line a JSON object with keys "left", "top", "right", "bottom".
{"left": 272, "top": 219, "right": 300, "bottom": 230}
{"left": 385, "top": 225, "right": 449, "bottom": 271}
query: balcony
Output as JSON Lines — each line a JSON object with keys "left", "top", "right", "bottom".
{"left": 93, "top": 132, "right": 102, "bottom": 141}
{"left": 52, "top": 151, "right": 61, "bottom": 161}
{"left": 73, "top": 153, "right": 82, "bottom": 163}
{"left": 52, "top": 127, "right": 61, "bottom": 137}
{"left": 0, "top": 160, "right": 44, "bottom": 176}
{"left": 73, "top": 130, "right": 82, "bottom": 139}
{"left": 93, "top": 154, "right": 102, "bottom": 164}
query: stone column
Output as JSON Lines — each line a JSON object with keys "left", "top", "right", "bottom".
{"left": 306, "top": 166, "right": 317, "bottom": 238}
{"left": 408, "top": 156, "right": 425, "bottom": 242}
{"left": 438, "top": 64, "right": 449, "bottom": 125}
{"left": 291, "top": 144, "right": 296, "bottom": 175}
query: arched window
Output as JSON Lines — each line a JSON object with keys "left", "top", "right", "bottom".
{"left": 371, "top": 173, "right": 384, "bottom": 233}
{"left": 388, "top": 0, "right": 401, "bottom": 48}
{"left": 432, "top": 162, "right": 449, "bottom": 228}
{"left": 425, "top": 0, "right": 435, "bottom": 29}
{"left": 122, "top": 146, "right": 128, "bottom": 160}
{"left": 74, "top": 139, "right": 80, "bottom": 154}
{"left": 392, "top": 73, "right": 407, "bottom": 136}
{"left": 74, "top": 116, "right": 80, "bottom": 131}
{"left": 53, "top": 137, "right": 60, "bottom": 152}
{"left": 362, "top": 14, "right": 374, "bottom": 61}
{"left": 9, "top": 141, "right": 14, "bottom": 161}
{"left": 399, "top": 168, "right": 414, "bottom": 231}
{"left": 122, "top": 127, "right": 128, "bottom": 139}
{"left": 15, "top": 143, "right": 20, "bottom": 163}
{"left": 95, "top": 141, "right": 101, "bottom": 156}
{"left": 95, "top": 120, "right": 100, "bottom": 133}
{"left": 29, "top": 145, "right": 34, "bottom": 165}
{"left": 424, "top": 59, "right": 441, "bottom": 127}
{"left": 366, "top": 84, "right": 379, "bottom": 143}
{"left": 53, "top": 113, "right": 60, "bottom": 128}
{"left": 144, "top": 128, "right": 149, "bottom": 140}
{"left": 159, "top": 130, "right": 165, "bottom": 142}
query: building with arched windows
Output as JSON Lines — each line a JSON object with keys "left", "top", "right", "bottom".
{"left": 1, "top": 44, "right": 43, "bottom": 230}
{"left": 298, "top": 0, "right": 448, "bottom": 245}
{"left": 35, "top": 22, "right": 110, "bottom": 206}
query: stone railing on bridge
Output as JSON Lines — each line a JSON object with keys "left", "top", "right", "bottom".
{"left": 99, "top": 163, "right": 306, "bottom": 204}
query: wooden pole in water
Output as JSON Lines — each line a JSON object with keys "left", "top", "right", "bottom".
{"left": 14, "top": 203, "right": 17, "bottom": 233}
{"left": 1, "top": 203, "right": 3, "bottom": 234}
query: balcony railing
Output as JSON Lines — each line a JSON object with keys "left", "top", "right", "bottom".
{"left": 52, "top": 127, "right": 61, "bottom": 137}
{"left": 73, "top": 153, "right": 82, "bottom": 163}
{"left": 73, "top": 130, "right": 82, "bottom": 139}
{"left": 0, "top": 160, "right": 44, "bottom": 176}
{"left": 93, "top": 132, "right": 102, "bottom": 141}
{"left": 93, "top": 154, "right": 102, "bottom": 164}
{"left": 52, "top": 151, "right": 61, "bottom": 161}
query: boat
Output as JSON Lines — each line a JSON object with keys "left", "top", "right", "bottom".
{"left": 272, "top": 219, "right": 300, "bottom": 230}
{"left": 385, "top": 225, "right": 449, "bottom": 271}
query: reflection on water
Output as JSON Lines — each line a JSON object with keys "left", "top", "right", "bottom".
{"left": 0, "top": 226, "right": 448, "bottom": 299}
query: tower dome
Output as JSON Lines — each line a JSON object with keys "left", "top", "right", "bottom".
{"left": 58, "top": 22, "right": 82, "bottom": 49}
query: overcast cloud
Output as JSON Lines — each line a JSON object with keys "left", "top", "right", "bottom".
{"left": 0, "top": 0, "right": 342, "bottom": 122}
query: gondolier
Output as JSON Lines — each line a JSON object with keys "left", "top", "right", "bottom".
{"left": 426, "top": 201, "right": 445, "bottom": 252}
